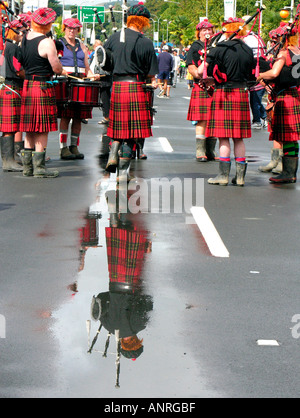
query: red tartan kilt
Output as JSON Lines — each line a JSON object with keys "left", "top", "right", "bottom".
{"left": 20, "top": 80, "right": 58, "bottom": 132}
{"left": 107, "top": 82, "right": 152, "bottom": 140}
{"left": 0, "top": 84, "right": 22, "bottom": 132}
{"left": 57, "top": 103, "right": 93, "bottom": 119}
{"left": 269, "top": 87, "right": 300, "bottom": 142}
{"left": 105, "top": 227, "right": 148, "bottom": 286}
{"left": 145, "top": 89, "right": 154, "bottom": 125}
{"left": 205, "top": 87, "right": 251, "bottom": 138}
{"left": 187, "top": 83, "right": 212, "bottom": 121}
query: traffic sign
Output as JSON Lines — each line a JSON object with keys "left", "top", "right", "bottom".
{"left": 78, "top": 6, "right": 105, "bottom": 24}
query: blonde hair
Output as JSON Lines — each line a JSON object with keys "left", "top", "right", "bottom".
{"left": 224, "top": 22, "right": 247, "bottom": 39}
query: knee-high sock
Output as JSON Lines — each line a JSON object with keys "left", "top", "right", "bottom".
{"left": 71, "top": 133, "right": 80, "bottom": 147}
{"left": 283, "top": 142, "right": 299, "bottom": 157}
{"left": 59, "top": 130, "right": 68, "bottom": 149}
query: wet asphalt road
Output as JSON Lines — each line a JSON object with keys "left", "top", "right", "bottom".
{"left": 0, "top": 80, "right": 300, "bottom": 399}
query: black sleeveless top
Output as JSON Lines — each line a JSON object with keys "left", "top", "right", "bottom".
{"left": 21, "top": 34, "right": 53, "bottom": 76}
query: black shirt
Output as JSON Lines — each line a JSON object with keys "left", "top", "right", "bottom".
{"left": 20, "top": 35, "right": 53, "bottom": 76}
{"left": 3, "top": 42, "right": 23, "bottom": 85}
{"left": 206, "top": 39, "right": 254, "bottom": 83}
{"left": 104, "top": 28, "right": 158, "bottom": 78}
{"left": 186, "top": 40, "right": 205, "bottom": 67}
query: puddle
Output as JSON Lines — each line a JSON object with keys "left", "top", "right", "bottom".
{"left": 49, "top": 162, "right": 216, "bottom": 397}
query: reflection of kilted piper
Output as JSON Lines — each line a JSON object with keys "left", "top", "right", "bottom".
{"left": 104, "top": 4, "right": 158, "bottom": 182}
{"left": 106, "top": 227, "right": 150, "bottom": 292}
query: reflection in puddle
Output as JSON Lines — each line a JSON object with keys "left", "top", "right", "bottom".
{"left": 79, "top": 182, "right": 153, "bottom": 389}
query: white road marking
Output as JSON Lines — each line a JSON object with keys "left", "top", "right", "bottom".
{"left": 190, "top": 206, "right": 230, "bottom": 258}
{"left": 158, "top": 137, "right": 174, "bottom": 153}
{"left": 183, "top": 96, "right": 191, "bottom": 100}
{"left": 256, "top": 340, "right": 280, "bottom": 346}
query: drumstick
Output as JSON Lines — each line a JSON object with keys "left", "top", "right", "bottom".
{"left": 67, "top": 74, "right": 84, "bottom": 81}
{"left": 83, "top": 75, "right": 106, "bottom": 79}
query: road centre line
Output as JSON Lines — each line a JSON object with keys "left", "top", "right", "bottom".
{"left": 158, "top": 137, "right": 174, "bottom": 153}
{"left": 190, "top": 206, "right": 230, "bottom": 258}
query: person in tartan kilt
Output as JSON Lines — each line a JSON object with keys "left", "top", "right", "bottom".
{"left": 257, "top": 23, "right": 300, "bottom": 184}
{"left": 104, "top": 3, "right": 158, "bottom": 183}
{"left": 258, "top": 28, "right": 284, "bottom": 174}
{"left": 198, "top": 17, "right": 255, "bottom": 186}
{"left": 56, "top": 18, "right": 101, "bottom": 160}
{"left": 0, "top": 19, "right": 25, "bottom": 172}
{"left": 19, "top": 7, "right": 64, "bottom": 178}
{"left": 186, "top": 19, "right": 218, "bottom": 163}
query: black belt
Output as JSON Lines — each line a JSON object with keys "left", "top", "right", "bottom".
{"left": 5, "top": 79, "right": 23, "bottom": 88}
{"left": 25, "top": 75, "right": 52, "bottom": 82}
{"left": 216, "top": 82, "right": 248, "bottom": 89}
{"left": 113, "top": 75, "right": 145, "bottom": 83}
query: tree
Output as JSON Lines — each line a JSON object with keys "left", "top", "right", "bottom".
{"left": 48, "top": 0, "right": 62, "bottom": 18}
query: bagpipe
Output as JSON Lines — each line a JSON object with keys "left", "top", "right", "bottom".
{"left": 93, "top": 8, "right": 108, "bottom": 40}
{"left": 93, "top": 1, "right": 127, "bottom": 42}
{"left": 256, "top": 3, "right": 300, "bottom": 93}
{"left": 200, "top": 4, "right": 266, "bottom": 87}
{"left": 0, "top": 2, "right": 30, "bottom": 96}
{"left": 0, "top": 0, "right": 30, "bottom": 51}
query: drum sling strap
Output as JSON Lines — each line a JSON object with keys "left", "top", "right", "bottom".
{"left": 61, "top": 37, "right": 81, "bottom": 76}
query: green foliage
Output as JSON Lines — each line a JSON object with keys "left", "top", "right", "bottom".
{"left": 143, "top": 0, "right": 299, "bottom": 47}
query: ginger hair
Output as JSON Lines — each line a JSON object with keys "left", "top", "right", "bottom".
{"left": 120, "top": 336, "right": 143, "bottom": 351}
{"left": 62, "top": 23, "right": 80, "bottom": 34}
{"left": 127, "top": 15, "right": 150, "bottom": 32}
{"left": 286, "top": 34, "right": 299, "bottom": 47}
{"left": 224, "top": 22, "right": 247, "bottom": 39}
{"left": 31, "top": 21, "right": 52, "bottom": 35}
{"left": 6, "top": 28, "right": 19, "bottom": 42}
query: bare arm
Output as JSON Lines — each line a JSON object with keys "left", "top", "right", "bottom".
{"left": 188, "top": 64, "right": 200, "bottom": 79}
{"left": 257, "top": 51, "right": 286, "bottom": 82}
{"left": 38, "top": 38, "right": 63, "bottom": 75}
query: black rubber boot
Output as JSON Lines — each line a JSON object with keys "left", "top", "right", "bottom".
{"left": 106, "top": 141, "right": 120, "bottom": 173}
{"left": 196, "top": 137, "right": 207, "bottom": 162}
{"left": 14, "top": 140, "right": 24, "bottom": 164}
{"left": 32, "top": 151, "right": 59, "bottom": 178}
{"left": 137, "top": 138, "right": 147, "bottom": 159}
{"left": 206, "top": 137, "right": 218, "bottom": 161}
{"left": 117, "top": 141, "right": 133, "bottom": 183}
{"left": 269, "top": 156, "right": 298, "bottom": 184}
{"left": 99, "top": 134, "right": 110, "bottom": 158}
{"left": 1, "top": 135, "right": 23, "bottom": 172}
{"left": 208, "top": 161, "right": 231, "bottom": 185}
{"left": 232, "top": 162, "right": 247, "bottom": 186}
{"left": 21, "top": 149, "right": 33, "bottom": 177}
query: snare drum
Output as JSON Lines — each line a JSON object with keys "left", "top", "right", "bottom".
{"left": 54, "top": 76, "right": 68, "bottom": 105}
{"left": 68, "top": 80, "right": 101, "bottom": 107}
